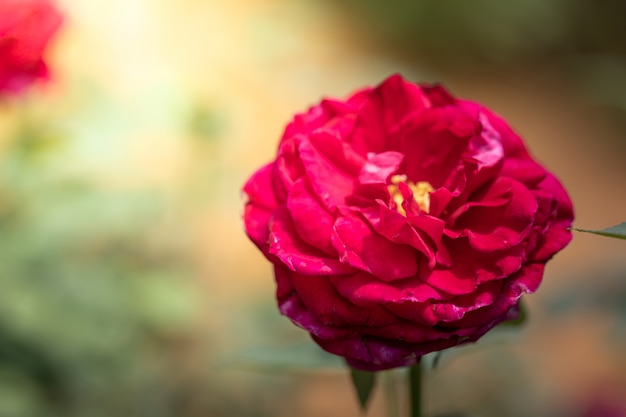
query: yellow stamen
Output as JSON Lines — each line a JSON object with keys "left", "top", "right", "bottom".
{"left": 387, "top": 174, "right": 434, "bottom": 216}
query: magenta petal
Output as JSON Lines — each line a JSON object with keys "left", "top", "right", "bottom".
{"left": 281, "top": 102, "right": 336, "bottom": 142}
{"left": 508, "top": 263, "right": 545, "bottom": 295}
{"left": 289, "top": 272, "right": 398, "bottom": 326}
{"left": 422, "top": 268, "right": 478, "bottom": 295}
{"left": 269, "top": 207, "right": 355, "bottom": 275}
{"left": 361, "top": 203, "right": 442, "bottom": 267}
{"left": 287, "top": 178, "right": 336, "bottom": 254}
{"left": 330, "top": 272, "right": 445, "bottom": 306}
{"left": 350, "top": 74, "right": 431, "bottom": 155}
{"left": 453, "top": 178, "right": 538, "bottom": 252}
{"left": 244, "top": 204, "right": 273, "bottom": 251}
{"left": 427, "top": 280, "right": 503, "bottom": 323}
{"left": 332, "top": 213, "right": 418, "bottom": 281}
{"left": 243, "top": 163, "right": 279, "bottom": 249}
{"left": 528, "top": 174, "right": 574, "bottom": 262}
{"left": 298, "top": 136, "right": 354, "bottom": 211}
{"left": 308, "top": 129, "right": 365, "bottom": 176}
{"left": 421, "top": 84, "right": 457, "bottom": 106}
{"left": 462, "top": 101, "right": 531, "bottom": 160}
{"left": 435, "top": 237, "right": 525, "bottom": 287}
{"left": 450, "top": 264, "right": 545, "bottom": 328}
{"left": 398, "top": 106, "right": 478, "bottom": 187}
{"left": 275, "top": 137, "right": 306, "bottom": 196}
{"left": 243, "top": 163, "right": 278, "bottom": 210}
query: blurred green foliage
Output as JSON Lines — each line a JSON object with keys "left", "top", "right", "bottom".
{"left": 0, "top": 112, "right": 203, "bottom": 417}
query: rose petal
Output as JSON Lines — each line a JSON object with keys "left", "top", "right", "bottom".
{"left": 361, "top": 202, "right": 443, "bottom": 267}
{"left": 426, "top": 237, "right": 525, "bottom": 291}
{"left": 269, "top": 207, "right": 355, "bottom": 275}
{"left": 358, "top": 151, "right": 404, "bottom": 184}
{"left": 350, "top": 74, "right": 432, "bottom": 155}
{"left": 450, "top": 178, "right": 538, "bottom": 252}
{"left": 330, "top": 271, "right": 446, "bottom": 306}
{"left": 290, "top": 272, "right": 398, "bottom": 327}
{"left": 287, "top": 178, "right": 336, "bottom": 254}
{"left": 298, "top": 135, "right": 355, "bottom": 211}
{"left": 332, "top": 213, "right": 418, "bottom": 281}
{"left": 243, "top": 163, "right": 279, "bottom": 250}
{"left": 397, "top": 106, "right": 479, "bottom": 187}
{"left": 449, "top": 264, "right": 544, "bottom": 328}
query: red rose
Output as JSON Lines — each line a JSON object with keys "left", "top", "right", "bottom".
{"left": 0, "top": 0, "right": 63, "bottom": 95}
{"left": 243, "top": 74, "right": 573, "bottom": 371}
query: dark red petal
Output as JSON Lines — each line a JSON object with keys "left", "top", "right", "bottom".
{"left": 433, "top": 236, "right": 525, "bottom": 287}
{"left": 289, "top": 272, "right": 399, "bottom": 326}
{"left": 421, "top": 84, "right": 457, "bottom": 106}
{"left": 287, "top": 178, "right": 336, "bottom": 254}
{"left": 332, "top": 213, "right": 418, "bottom": 281}
{"left": 361, "top": 202, "right": 444, "bottom": 268}
{"left": 276, "top": 267, "right": 354, "bottom": 341}
{"left": 357, "top": 320, "right": 479, "bottom": 343}
{"left": 398, "top": 106, "right": 479, "bottom": 187}
{"left": 421, "top": 267, "right": 478, "bottom": 296}
{"left": 449, "top": 264, "right": 545, "bottom": 328}
{"left": 450, "top": 178, "right": 538, "bottom": 252}
{"left": 308, "top": 129, "right": 366, "bottom": 176}
{"left": 312, "top": 334, "right": 421, "bottom": 371}
{"left": 460, "top": 101, "right": 531, "bottom": 160}
{"left": 528, "top": 174, "right": 574, "bottom": 262}
{"left": 298, "top": 135, "right": 355, "bottom": 211}
{"left": 350, "top": 74, "right": 432, "bottom": 155}
{"left": 316, "top": 334, "right": 462, "bottom": 371}
{"left": 427, "top": 280, "right": 503, "bottom": 323}
{"left": 330, "top": 271, "right": 446, "bottom": 306}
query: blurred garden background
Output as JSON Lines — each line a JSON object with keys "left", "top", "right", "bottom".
{"left": 1, "top": 0, "right": 625, "bottom": 416}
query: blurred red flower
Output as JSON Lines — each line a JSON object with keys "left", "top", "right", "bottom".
{"left": 243, "top": 74, "right": 574, "bottom": 370}
{"left": 0, "top": 0, "right": 63, "bottom": 94}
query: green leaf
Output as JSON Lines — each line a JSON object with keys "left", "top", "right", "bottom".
{"left": 349, "top": 366, "right": 377, "bottom": 411}
{"left": 573, "top": 222, "right": 626, "bottom": 240}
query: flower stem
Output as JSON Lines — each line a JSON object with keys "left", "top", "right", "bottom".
{"left": 409, "top": 363, "right": 422, "bottom": 417}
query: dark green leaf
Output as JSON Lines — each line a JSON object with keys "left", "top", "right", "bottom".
{"left": 349, "top": 366, "right": 377, "bottom": 412}
{"left": 573, "top": 222, "right": 626, "bottom": 240}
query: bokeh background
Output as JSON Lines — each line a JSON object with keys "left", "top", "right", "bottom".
{"left": 1, "top": 0, "right": 625, "bottom": 416}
